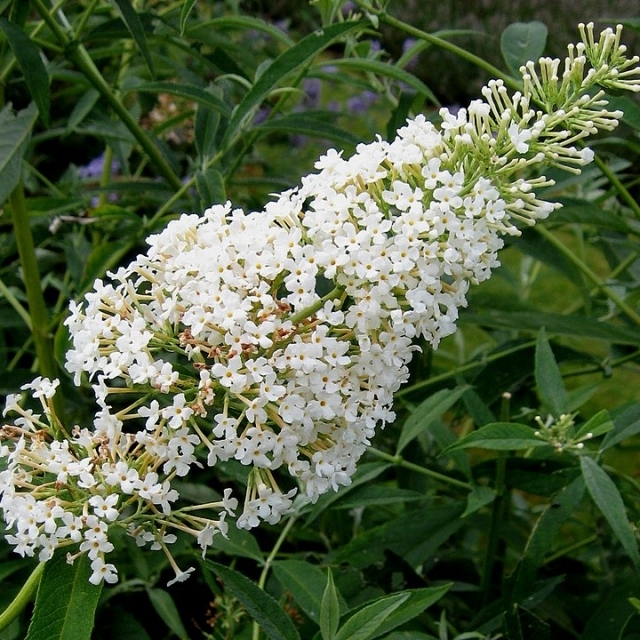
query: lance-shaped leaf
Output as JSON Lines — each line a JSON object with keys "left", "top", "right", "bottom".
{"left": 535, "top": 328, "right": 568, "bottom": 417}
{"left": 221, "top": 20, "right": 364, "bottom": 148}
{"left": 111, "top": 0, "right": 155, "bottom": 78}
{"left": 0, "top": 102, "right": 37, "bottom": 207}
{"left": 0, "top": 18, "right": 50, "bottom": 127}
{"left": 442, "top": 422, "right": 548, "bottom": 453}
{"left": 206, "top": 561, "right": 300, "bottom": 640}
{"left": 25, "top": 553, "right": 102, "bottom": 640}
{"left": 501, "top": 21, "right": 548, "bottom": 76}
{"left": 580, "top": 456, "right": 640, "bottom": 571}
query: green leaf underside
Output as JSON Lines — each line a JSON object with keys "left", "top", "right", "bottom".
{"left": 580, "top": 456, "right": 640, "bottom": 570}
{"left": 206, "top": 561, "right": 300, "bottom": 640}
{"left": 0, "top": 103, "right": 38, "bottom": 207}
{"left": 25, "top": 553, "right": 102, "bottom": 640}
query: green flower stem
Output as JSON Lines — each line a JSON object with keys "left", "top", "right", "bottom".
{"left": 0, "top": 562, "right": 44, "bottom": 633}
{"left": 535, "top": 225, "right": 640, "bottom": 328}
{"left": 481, "top": 393, "right": 512, "bottom": 606}
{"left": 368, "top": 447, "right": 472, "bottom": 491}
{"left": 8, "top": 183, "right": 58, "bottom": 383}
{"left": 289, "top": 286, "right": 344, "bottom": 325}
{"left": 31, "top": 0, "right": 182, "bottom": 191}
{"left": 352, "top": 0, "right": 520, "bottom": 92}
{"left": 252, "top": 515, "right": 297, "bottom": 640}
{"left": 593, "top": 154, "right": 640, "bottom": 222}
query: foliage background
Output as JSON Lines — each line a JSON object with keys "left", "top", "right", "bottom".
{"left": 1, "top": 1, "right": 640, "bottom": 639}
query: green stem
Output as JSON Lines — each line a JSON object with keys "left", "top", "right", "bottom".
{"left": 289, "top": 286, "right": 344, "bottom": 325}
{"left": 480, "top": 393, "right": 512, "bottom": 606}
{"left": 8, "top": 183, "right": 58, "bottom": 382}
{"left": 352, "top": 0, "right": 520, "bottom": 92}
{"left": 368, "top": 447, "right": 472, "bottom": 491}
{"left": 535, "top": 225, "right": 640, "bottom": 328}
{"left": 0, "top": 562, "right": 45, "bottom": 633}
{"left": 31, "top": 0, "right": 182, "bottom": 191}
{"left": 252, "top": 516, "right": 297, "bottom": 640}
{"left": 593, "top": 154, "right": 640, "bottom": 222}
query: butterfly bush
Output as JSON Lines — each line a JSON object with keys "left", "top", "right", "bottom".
{"left": 1, "top": 23, "right": 639, "bottom": 585}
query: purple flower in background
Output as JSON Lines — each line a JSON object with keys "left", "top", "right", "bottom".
{"left": 78, "top": 153, "right": 120, "bottom": 180}
{"left": 302, "top": 77, "right": 321, "bottom": 108}
{"left": 347, "top": 90, "right": 378, "bottom": 114}
{"left": 402, "top": 38, "right": 418, "bottom": 71}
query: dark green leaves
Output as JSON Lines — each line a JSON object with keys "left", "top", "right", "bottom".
{"left": 580, "top": 456, "right": 640, "bottom": 571}
{"left": 535, "top": 328, "right": 567, "bottom": 417}
{"left": 0, "top": 18, "right": 50, "bottom": 126}
{"left": 206, "top": 561, "right": 300, "bottom": 640}
{"left": 443, "top": 422, "right": 546, "bottom": 453}
{"left": 25, "top": 553, "right": 102, "bottom": 640}
{"left": 397, "top": 385, "right": 469, "bottom": 454}
{"left": 110, "top": 0, "right": 155, "bottom": 77}
{"left": 501, "top": 21, "right": 548, "bottom": 76}
{"left": 0, "top": 102, "right": 37, "bottom": 207}
{"left": 221, "top": 20, "right": 364, "bottom": 148}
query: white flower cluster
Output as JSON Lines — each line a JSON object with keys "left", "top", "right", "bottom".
{"left": 1, "top": 23, "right": 639, "bottom": 585}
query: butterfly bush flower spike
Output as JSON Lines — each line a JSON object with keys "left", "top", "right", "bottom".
{"left": 1, "top": 24, "right": 639, "bottom": 585}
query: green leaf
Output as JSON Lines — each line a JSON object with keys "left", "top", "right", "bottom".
{"left": 580, "top": 456, "right": 640, "bottom": 570}
{"left": 0, "top": 18, "right": 50, "bottom": 127}
{"left": 66, "top": 88, "right": 100, "bottom": 133}
{"left": 581, "top": 579, "right": 640, "bottom": 640}
{"left": 190, "top": 15, "right": 294, "bottom": 48}
{"left": 195, "top": 87, "right": 224, "bottom": 162}
{"left": 222, "top": 20, "right": 364, "bottom": 148}
{"left": 335, "top": 593, "right": 408, "bottom": 640}
{"left": 320, "top": 569, "right": 340, "bottom": 640}
{"left": 206, "top": 561, "right": 301, "bottom": 640}
{"left": 503, "top": 605, "right": 550, "bottom": 640}
{"left": 255, "top": 112, "right": 361, "bottom": 146}
{"left": 146, "top": 588, "right": 188, "bottom": 639}
{"left": 210, "top": 524, "right": 263, "bottom": 562}
{"left": 396, "top": 385, "right": 470, "bottom": 454}
{"left": 331, "top": 505, "right": 464, "bottom": 569}
{"left": 111, "top": 0, "right": 155, "bottom": 78}
{"left": 601, "top": 403, "right": 640, "bottom": 452}
{"left": 25, "top": 553, "right": 102, "bottom": 640}
{"left": 0, "top": 102, "right": 38, "bottom": 207}
{"left": 133, "top": 81, "right": 232, "bottom": 118}
{"left": 501, "top": 21, "right": 548, "bottom": 76}
{"left": 460, "top": 310, "right": 640, "bottom": 346}
{"left": 196, "top": 166, "right": 226, "bottom": 210}
{"left": 369, "top": 587, "right": 451, "bottom": 639}
{"left": 273, "top": 560, "right": 345, "bottom": 625}
{"left": 511, "top": 476, "right": 585, "bottom": 602}
{"left": 316, "top": 58, "right": 438, "bottom": 106}
{"left": 535, "top": 328, "right": 567, "bottom": 417}
{"left": 179, "top": 0, "right": 198, "bottom": 35}
{"left": 443, "top": 422, "right": 547, "bottom": 453}
{"left": 574, "top": 409, "right": 613, "bottom": 442}
{"left": 334, "top": 586, "right": 450, "bottom": 640}
{"left": 462, "top": 485, "right": 496, "bottom": 517}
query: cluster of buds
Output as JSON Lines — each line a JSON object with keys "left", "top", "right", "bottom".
{"left": 1, "top": 23, "right": 639, "bottom": 585}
